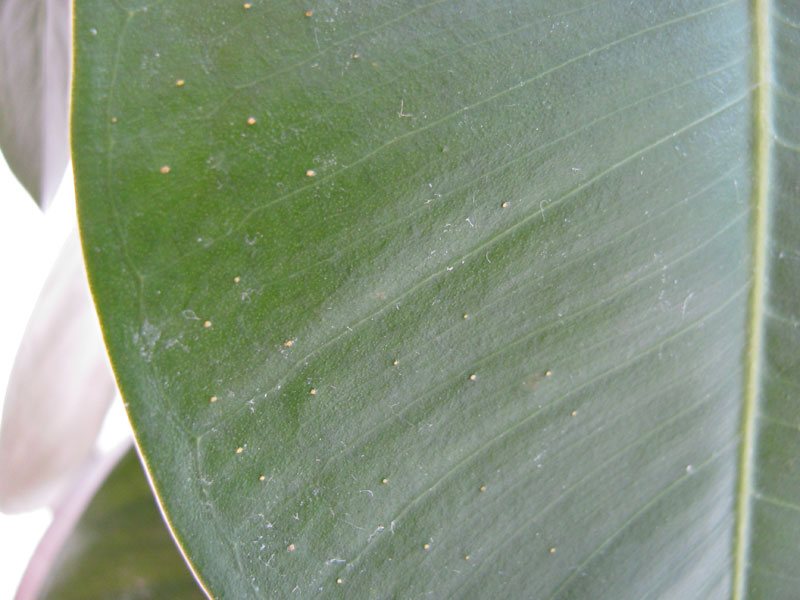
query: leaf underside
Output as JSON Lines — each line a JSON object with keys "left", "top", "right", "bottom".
{"left": 73, "top": 0, "right": 800, "bottom": 598}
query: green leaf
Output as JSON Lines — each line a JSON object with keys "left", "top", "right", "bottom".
{"left": 72, "top": 0, "right": 799, "bottom": 597}
{"left": 35, "top": 448, "right": 205, "bottom": 599}
{"left": 0, "top": 0, "right": 70, "bottom": 208}
{"left": 740, "top": 2, "right": 800, "bottom": 597}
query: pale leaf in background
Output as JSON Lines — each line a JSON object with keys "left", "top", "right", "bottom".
{"left": 0, "top": 0, "right": 71, "bottom": 208}
{"left": 0, "top": 229, "right": 117, "bottom": 513}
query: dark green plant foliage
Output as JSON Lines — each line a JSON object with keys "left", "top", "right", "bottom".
{"left": 71, "top": 0, "right": 799, "bottom": 598}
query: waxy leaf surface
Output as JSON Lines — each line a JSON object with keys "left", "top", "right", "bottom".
{"left": 73, "top": 1, "right": 800, "bottom": 597}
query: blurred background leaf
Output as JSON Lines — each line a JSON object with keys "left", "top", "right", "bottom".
{"left": 0, "top": 230, "right": 117, "bottom": 513}
{"left": 19, "top": 446, "right": 205, "bottom": 599}
{"left": 0, "top": 0, "right": 71, "bottom": 208}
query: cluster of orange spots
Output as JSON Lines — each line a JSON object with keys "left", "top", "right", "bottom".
{"left": 479, "top": 485, "right": 486, "bottom": 492}
{"left": 284, "top": 339, "right": 294, "bottom": 347}
{"left": 304, "top": 10, "right": 312, "bottom": 17}
{"left": 287, "top": 543, "right": 296, "bottom": 552}
{"left": 247, "top": 116, "right": 256, "bottom": 125}
{"left": 203, "top": 320, "right": 212, "bottom": 328}
{"left": 160, "top": 165, "right": 171, "bottom": 174}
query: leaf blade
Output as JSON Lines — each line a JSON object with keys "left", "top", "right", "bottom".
{"left": 741, "top": 1, "right": 800, "bottom": 597}
{"left": 72, "top": 1, "right": 798, "bottom": 598}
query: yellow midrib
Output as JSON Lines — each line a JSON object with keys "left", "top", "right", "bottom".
{"left": 733, "top": 0, "right": 772, "bottom": 598}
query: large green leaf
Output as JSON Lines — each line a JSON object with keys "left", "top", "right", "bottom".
{"left": 72, "top": 0, "right": 799, "bottom": 598}
{"left": 36, "top": 449, "right": 205, "bottom": 599}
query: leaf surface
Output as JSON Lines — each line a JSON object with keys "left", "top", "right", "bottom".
{"left": 72, "top": 1, "right": 799, "bottom": 598}
{"left": 741, "top": 1, "right": 800, "bottom": 597}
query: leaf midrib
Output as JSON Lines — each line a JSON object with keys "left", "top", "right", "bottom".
{"left": 734, "top": 0, "right": 773, "bottom": 598}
